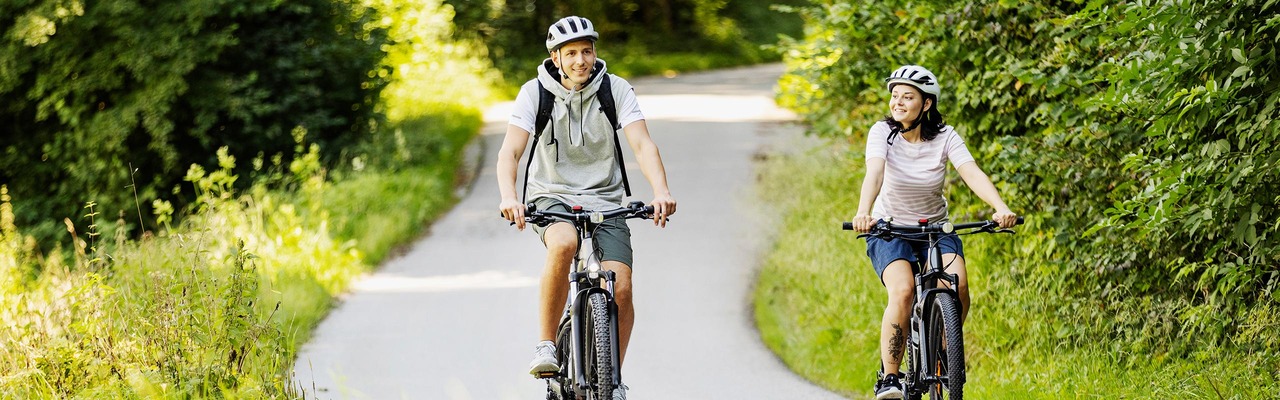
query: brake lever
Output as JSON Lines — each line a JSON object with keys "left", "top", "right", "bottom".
{"left": 855, "top": 231, "right": 889, "bottom": 240}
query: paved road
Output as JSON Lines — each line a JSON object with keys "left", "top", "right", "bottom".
{"left": 293, "top": 64, "right": 846, "bottom": 400}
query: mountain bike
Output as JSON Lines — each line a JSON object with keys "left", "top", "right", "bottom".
{"left": 842, "top": 217, "right": 1022, "bottom": 400}
{"left": 525, "top": 201, "right": 653, "bottom": 400}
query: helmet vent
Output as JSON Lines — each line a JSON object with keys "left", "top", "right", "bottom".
{"left": 545, "top": 16, "right": 600, "bottom": 52}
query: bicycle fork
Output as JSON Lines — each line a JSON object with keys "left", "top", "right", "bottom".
{"left": 909, "top": 251, "right": 960, "bottom": 392}
{"left": 564, "top": 238, "right": 621, "bottom": 393}
{"left": 582, "top": 238, "right": 623, "bottom": 389}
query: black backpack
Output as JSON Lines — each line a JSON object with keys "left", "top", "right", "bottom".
{"left": 521, "top": 75, "right": 632, "bottom": 203}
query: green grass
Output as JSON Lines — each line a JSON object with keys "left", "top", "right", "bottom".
{"left": 751, "top": 139, "right": 1280, "bottom": 399}
{"left": 0, "top": 105, "right": 478, "bottom": 398}
{"left": 0, "top": 0, "right": 492, "bottom": 395}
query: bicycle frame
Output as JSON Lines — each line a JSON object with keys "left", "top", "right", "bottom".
{"left": 845, "top": 216, "right": 1022, "bottom": 399}
{"left": 524, "top": 202, "right": 651, "bottom": 399}
{"left": 907, "top": 230, "right": 960, "bottom": 393}
{"left": 563, "top": 223, "right": 622, "bottom": 393}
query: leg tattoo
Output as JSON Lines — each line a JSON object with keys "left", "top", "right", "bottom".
{"left": 889, "top": 323, "right": 905, "bottom": 365}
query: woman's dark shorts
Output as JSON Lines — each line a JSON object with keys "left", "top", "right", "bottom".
{"left": 530, "top": 197, "right": 634, "bottom": 268}
{"left": 866, "top": 233, "right": 964, "bottom": 284}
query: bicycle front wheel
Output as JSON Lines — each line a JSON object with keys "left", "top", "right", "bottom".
{"left": 927, "top": 293, "right": 965, "bottom": 399}
{"left": 587, "top": 292, "right": 615, "bottom": 400}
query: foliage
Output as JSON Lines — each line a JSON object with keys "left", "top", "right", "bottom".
{"left": 0, "top": 0, "right": 491, "bottom": 396}
{"left": 0, "top": 0, "right": 389, "bottom": 245}
{"left": 0, "top": 123, "right": 476, "bottom": 398}
{"left": 752, "top": 140, "right": 1280, "bottom": 398}
{"left": 443, "top": 0, "right": 806, "bottom": 91}
{"left": 370, "top": 0, "right": 499, "bottom": 125}
{"left": 1, "top": 155, "right": 339, "bottom": 398}
{"left": 778, "top": 0, "right": 1280, "bottom": 366}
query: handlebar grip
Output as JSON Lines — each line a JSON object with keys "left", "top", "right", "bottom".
{"left": 1016, "top": 216, "right": 1025, "bottom": 225}
{"left": 842, "top": 222, "right": 854, "bottom": 230}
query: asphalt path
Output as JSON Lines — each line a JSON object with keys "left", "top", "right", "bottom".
{"left": 293, "top": 63, "right": 847, "bottom": 400}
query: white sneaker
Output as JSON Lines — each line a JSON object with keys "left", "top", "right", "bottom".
{"left": 528, "top": 341, "right": 559, "bottom": 377}
{"left": 612, "top": 383, "right": 629, "bottom": 400}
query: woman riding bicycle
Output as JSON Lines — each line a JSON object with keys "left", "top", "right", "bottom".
{"left": 848, "top": 65, "right": 1017, "bottom": 399}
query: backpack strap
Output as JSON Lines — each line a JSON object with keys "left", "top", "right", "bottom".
{"left": 522, "top": 75, "right": 632, "bottom": 203}
{"left": 597, "top": 74, "right": 632, "bottom": 197}
{"left": 522, "top": 81, "right": 556, "bottom": 203}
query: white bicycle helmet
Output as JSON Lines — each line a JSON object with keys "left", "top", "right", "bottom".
{"left": 546, "top": 16, "right": 599, "bottom": 53}
{"left": 885, "top": 65, "right": 940, "bottom": 98}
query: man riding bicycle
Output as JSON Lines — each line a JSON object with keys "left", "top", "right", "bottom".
{"left": 496, "top": 15, "right": 676, "bottom": 400}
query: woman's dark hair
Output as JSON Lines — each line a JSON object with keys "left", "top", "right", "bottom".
{"left": 882, "top": 89, "right": 946, "bottom": 142}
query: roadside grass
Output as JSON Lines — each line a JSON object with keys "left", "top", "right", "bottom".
{"left": 752, "top": 140, "right": 1280, "bottom": 399}
{"left": 0, "top": 0, "right": 494, "bottom": 397}
{"left": 0, "top": 108, "right": 478, "bottom": 398}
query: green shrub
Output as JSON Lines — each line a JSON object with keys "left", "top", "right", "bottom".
{"left": 443, "top": 0, "right": 804, "bottom": 91}
{"left": 0, "top": 0, "right": 494, "bottom": 397}
{"left": 0, "top": 0, "right": 388, "bottom": 245}
{"left": 753, "top": 140, "right": 1280, "bottom": 398}
{"left": 779, "top": 0, "right": 1280, "bottom": 359}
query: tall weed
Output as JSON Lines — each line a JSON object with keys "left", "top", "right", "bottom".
{"left": 1, "top": 0, "right": 491, "bottom": 397}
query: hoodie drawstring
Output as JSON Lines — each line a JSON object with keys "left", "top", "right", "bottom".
{"left": 547, "top": 114, "right": 559, "bottom": 162}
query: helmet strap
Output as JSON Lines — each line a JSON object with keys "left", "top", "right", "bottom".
{"left": 893, "top": 113, "right": 925, "bottom": 144}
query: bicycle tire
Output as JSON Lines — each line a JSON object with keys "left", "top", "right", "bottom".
{"left": 927, "top": 294, "right": 965, "bottom": 400}
{"left": 588, "top": 292, "right": 614, "bottom": 400}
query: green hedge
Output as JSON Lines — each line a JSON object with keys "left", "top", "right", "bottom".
{"left": 0, "top": 0, "right": 494, "bottom": 397}
{"left": 780, "top": 0, "right": 1278, "bottom": 373}
{"left": 444, "top": 0, "right": 805, "bottom": 90}
{"left": 1, "top": 0, "right": 388, "bottom": 244}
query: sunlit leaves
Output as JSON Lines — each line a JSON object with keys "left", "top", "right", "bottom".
{"left": 780, "top": 0, "right": 1280, "bottom": 361}
{"left": 0, "top": 0, "right": 388, "bottom": 243}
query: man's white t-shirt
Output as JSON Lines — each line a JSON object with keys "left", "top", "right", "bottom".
{"left": 508, "top": 59, "right": 645, "bottom": 210}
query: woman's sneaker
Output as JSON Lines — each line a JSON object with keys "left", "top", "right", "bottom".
{"left": 528, "top": 341, "right": 559, "bottom": 377}
{"left": 874, "top": 372, "right": 905, "bottom": 399}
{"left": 612, "top": 383, "right": 629, "bottom": 400}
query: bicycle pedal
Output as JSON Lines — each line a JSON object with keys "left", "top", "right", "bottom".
{"left": 535, "top": 371, "right": 558, "bottom": 379}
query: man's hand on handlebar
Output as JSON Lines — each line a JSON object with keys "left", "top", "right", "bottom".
{"left": 499, "top": 198, "right": 527, "bottom": 231}
{"left": 649, "top": 194, "right": 676, "bottom": 228}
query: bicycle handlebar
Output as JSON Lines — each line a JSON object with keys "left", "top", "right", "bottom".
{"left": 518, "top": 201, "right": 655, "bottom": 227}
{"left": 841, "top": 216, "right": 1024, "bottom": 237}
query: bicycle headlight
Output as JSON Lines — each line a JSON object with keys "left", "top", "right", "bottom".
{"left": 590, "top": 212, "right": 604, "bottom": 224}
{"left": 942, "top": 222, "right": 954, "bottom": 234}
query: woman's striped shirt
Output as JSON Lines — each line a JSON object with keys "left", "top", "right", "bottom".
{"left": 865, "top": 121, "right": 975, "bottom": 224}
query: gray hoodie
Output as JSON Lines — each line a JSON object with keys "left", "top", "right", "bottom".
{"left": 522, "top": 58, "right": 636, "bottom": 210}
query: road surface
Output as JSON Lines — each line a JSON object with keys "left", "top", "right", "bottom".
{"left": 293, "top": 63, "right": 846, "bottom": 400}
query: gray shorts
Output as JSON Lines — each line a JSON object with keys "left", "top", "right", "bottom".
{"left": 530, "top": 197, "right": 634, "bottom": 268}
